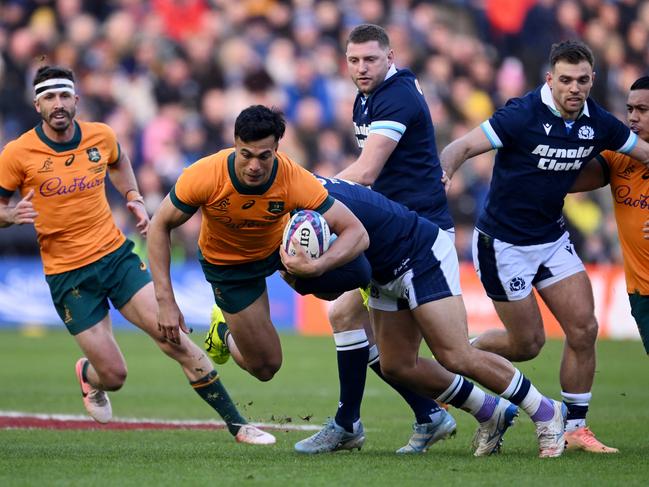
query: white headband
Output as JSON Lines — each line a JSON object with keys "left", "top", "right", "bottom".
{"left": 34, "top": 78, "right": 75, "bottom": 101}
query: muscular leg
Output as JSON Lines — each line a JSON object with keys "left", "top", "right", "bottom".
{"left": 412, "top": 296, "right": 521, "bottom": 393}
{"left": 537, "top": 271, "right": 614, "bottom": 451}
{"left": 471, "top": 293, "right": 546, "bottom": 362}
{"left": 538, "top": 272, "right": 597, "bottom": 394}
{"left": 327, "top": 290, "right": 370, "bottom": 432}
{"left": 74, "top": 316, "right": 127, "bottom": 391}
{"left": 120, "top": 283, "right": 213, "bottom": 381}
{"left": 372, "top": 308, "right": 457, "bottom": 395}
{"left": 375, "top": 298, "right": 517, "bottom": 396}
{"left": 220, "top": 290, "right": 282, "bottom": 382}
{"left": 119, "top": 283, "right": 270, "bottom": 441}
{"left": 329, "top": 290, "right": 446, "bottom": 426}
{"left": 374, "top": 296, "right": 564, "bottom": 457}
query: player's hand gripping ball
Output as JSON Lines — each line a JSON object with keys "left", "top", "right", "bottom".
{"left": 282, "top": 210, "right": 331, "bottom": 259}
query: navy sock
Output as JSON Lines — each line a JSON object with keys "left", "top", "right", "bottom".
{"left": 566, "top": 404, "right": 588, "bottom": 421}
{"left": 333, "top": 331, "right": 369, "bottom": 433}
{"left": 369, "top": 361, "right": 441, "bottom": 424}
{"left": 192, "top": 370, "right": 246, "bottom": 436}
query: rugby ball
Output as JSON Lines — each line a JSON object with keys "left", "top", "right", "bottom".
{"left": 282, "top": 210, "right": 331, "bottom": 259}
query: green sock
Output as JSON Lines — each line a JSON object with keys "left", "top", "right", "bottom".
{"left": 192, "top": 370, "right": 246, "bottom": 435}
{"left": 81, "top": 360, "right": 90, "bottom": 383}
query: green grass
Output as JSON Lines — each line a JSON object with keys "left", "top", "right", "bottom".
{"left": 1, "top": 329, "right": 648, "bottom": 486}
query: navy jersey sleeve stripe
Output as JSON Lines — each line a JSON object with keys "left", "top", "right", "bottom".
{"left": 0, "top": 186, "right": 14, "bottom": 198}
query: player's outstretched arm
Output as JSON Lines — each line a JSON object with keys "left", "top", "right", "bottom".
{"left": 569, "top": 158, "right": 607, "bottom": 193}
{"left": 312, "top": 200, "right": 369, "bottom": 275}
{"left": 440, "top": 125, "right": 494, "bottom": 188}
{"left": 0, "top": 190, "right": 38, "bottom": 228}
{"left": 335, "top": 133, "right": 398, "bottom": 186}
{"left": 147, "top": 195, "right": 193, "bottom": 344}
{"left": 627, "top": 136, "right": 649, "bottom": 167}
{"left": 107, "top": 152, "right": 149, "bottom": 236}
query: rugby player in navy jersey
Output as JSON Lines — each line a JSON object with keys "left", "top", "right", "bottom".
{"left": 441, "top": 40, "right": 649, "bottom": 454}
{"left": 287, "top": 176, "right": 567, "bottom": 458}
{"left": 292, "top": 23, "right": 457, "bottom": 454}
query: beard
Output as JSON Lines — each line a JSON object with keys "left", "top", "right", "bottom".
{"left": 44, "top": 107, "right": 76, "bottom": 133}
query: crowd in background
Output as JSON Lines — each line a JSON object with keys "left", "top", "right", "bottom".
{"left": 1, "top": 0, "right": 648, "bottom": 263}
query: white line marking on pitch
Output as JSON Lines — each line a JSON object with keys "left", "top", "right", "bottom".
{"left": 0, "top": 410, "right": 321, "bottom": 431}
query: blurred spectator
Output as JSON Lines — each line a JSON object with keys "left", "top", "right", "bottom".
{"left": 2, "top": 0, "right": 648, "bottom": 265}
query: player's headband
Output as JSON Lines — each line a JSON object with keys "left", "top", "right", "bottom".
{"left": 34, "top": 78, "right": 75, "bottom": 101}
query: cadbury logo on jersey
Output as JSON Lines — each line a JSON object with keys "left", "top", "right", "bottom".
{"left": 531, "top": 144, "right": 594, "bottom": 171}
{"left": 39, "top": 176, "right": 103, "bottom": 197}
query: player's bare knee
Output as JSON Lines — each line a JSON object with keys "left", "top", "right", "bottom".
{"left": 328, "top": 307, "right": 356, "bottom": 332}
{"left": 249, "top": 364, "right": 279, "bottom": 382}
{"left": 565, "top": 317, "right": 598, "bottom": 349}
{"left": 248, "top": 359, "right": 282, "bottom": 382}
{"left": 379, "top": 361, "right": 410, "bottom": 384}
{"left": 510, "top": 343, "right": 542, "bottom": 361}
{"left": 99, "top": 367, "right": 127, "bottom": 391}
{"left": 506, "top": 332, "right": 545, "bottom": 361}
{"left": 435, "top": 350, "right": 472, "bottom": 377}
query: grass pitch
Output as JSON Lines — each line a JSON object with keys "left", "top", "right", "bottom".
{"left": 1, "top": 328, "right": 648, "bottom": 486}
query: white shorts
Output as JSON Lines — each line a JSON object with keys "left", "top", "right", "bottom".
{"left": 472, "top": 229, "right": 585, "bottom": 302}
{"left": 369, "top": 229, "right": 462, "bottom": 311}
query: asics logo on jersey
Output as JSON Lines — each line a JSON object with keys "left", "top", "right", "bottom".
{"left": 532, "top": 144, "right": 594, "bottom": 171}
{"left": 39, "top": 176, "right": 103, "bottom": 197}
{"left": 241, "top": 200, "right": 255, "bottom": 209}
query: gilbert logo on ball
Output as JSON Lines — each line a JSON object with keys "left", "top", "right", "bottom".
{"left": 282, "top": 210, "right": 331, "bottom": 259}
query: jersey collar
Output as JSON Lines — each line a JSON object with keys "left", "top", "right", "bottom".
{"left": 35, "top": 120, "right": 82, "bottom": 152}
{"left": 362, "top": 64, "right": 398, "bottom": 101}
{"left": 541, "top": 83, "right": 590, "bottom": 119}
{"left": 385, "top": 63, "right": 397, "bottom": 81}
{"left": 227, "top": 151, "right": 279, "bottom": 195}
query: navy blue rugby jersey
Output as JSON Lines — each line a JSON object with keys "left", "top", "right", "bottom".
{"left": 317, "top": 176, "right": 440, "bottom": 284}
{"left": 352, "top": 66, "right": 453, "bottom": 230}
{"left": 478, "top": 83, "right": 636, "bottom": 245}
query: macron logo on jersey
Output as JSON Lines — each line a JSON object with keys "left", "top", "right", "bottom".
{"left": 531, "top": 144, "right": 594, "bottom": 171}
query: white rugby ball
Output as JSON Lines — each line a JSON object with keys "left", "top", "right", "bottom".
{"left": 282, "top": 210, "right": 331, "bottom": 259}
